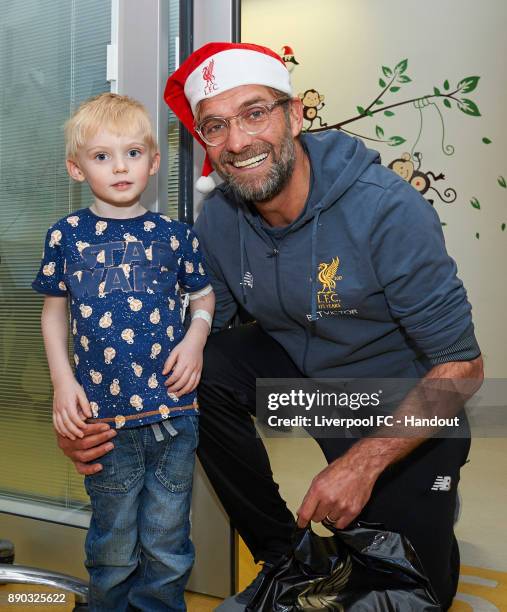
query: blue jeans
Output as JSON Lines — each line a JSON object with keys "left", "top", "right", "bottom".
{"left": 84, "top": 416, "right": 199, "bottom": 612}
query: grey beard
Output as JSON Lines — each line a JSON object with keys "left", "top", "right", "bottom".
{"left": 216, "top": 130, "right": 296, "bottom": 203}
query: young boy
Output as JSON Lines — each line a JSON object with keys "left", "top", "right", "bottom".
{"left": 32, "top": 92, "right": 215, "bottom": 611}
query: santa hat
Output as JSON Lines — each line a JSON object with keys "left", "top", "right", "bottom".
{"left": 164, "top": 42, "right": 292, "bottom": 194}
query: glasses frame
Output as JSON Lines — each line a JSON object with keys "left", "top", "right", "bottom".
{"left": 195, "top": 97, "right": 291, "bottom": 147}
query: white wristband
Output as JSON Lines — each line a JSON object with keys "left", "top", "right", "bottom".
{"left": 191, "top": 309, "right": 212, "bottom": 333}
{"left": 188, "top": 284, "right": 213, "bottom": 300}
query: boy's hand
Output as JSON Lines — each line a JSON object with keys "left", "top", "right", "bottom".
{"left": 53, "top": 377, "right": 92, "bottom": 440}
{"left": 163, "top": 335, "right": 204, "bottom": 397}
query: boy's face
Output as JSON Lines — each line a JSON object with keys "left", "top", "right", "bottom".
{"left": 66, "top": 128, "right": 160, "bottom": 208}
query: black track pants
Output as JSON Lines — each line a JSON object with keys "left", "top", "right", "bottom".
{"left": 197, "top": 324, "right": 470, "bottom": 610}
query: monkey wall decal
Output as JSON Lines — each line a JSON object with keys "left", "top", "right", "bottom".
{"left": 388, "top": 152, "right": 457, "bottom": 205}
{"left": 298, "top": 89, "right": 328, "bottom": 130}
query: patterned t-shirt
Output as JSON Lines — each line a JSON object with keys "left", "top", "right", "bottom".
{"left": 32, "top": 208, "right": 210, "bottom": 429}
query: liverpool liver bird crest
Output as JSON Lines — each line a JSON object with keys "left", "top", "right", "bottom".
{"left": 318, "top": 257, "right": 340, "bottom": 293}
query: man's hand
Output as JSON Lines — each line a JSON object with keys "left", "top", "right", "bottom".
{"left": 297, "top": 446, "right": 382, "bottom": 530}
{"left": 56, "top": 423, "right": 116, "bottom": 475}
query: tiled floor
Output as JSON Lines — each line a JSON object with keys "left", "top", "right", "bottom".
{"left": 185, "top": 591, "right": 223, "bottom": 611}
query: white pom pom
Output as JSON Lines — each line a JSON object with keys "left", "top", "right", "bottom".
{"left": 195, "top": 175, "right": 216, "bottom": 194}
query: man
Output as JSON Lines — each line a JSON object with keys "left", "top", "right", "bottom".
{"left": 59, "top": 43, "right": 483, "bottom": 610}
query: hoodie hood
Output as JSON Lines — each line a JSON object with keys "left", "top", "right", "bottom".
{"left": 235, "top": 131, "right": 380, "bottom": 318}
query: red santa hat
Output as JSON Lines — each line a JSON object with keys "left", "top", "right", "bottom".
{"left": 164, "top": 42, "right": 293, "bottom": 194}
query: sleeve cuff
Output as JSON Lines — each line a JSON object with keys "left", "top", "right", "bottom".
{"left": 180, "top": 277, "right": 211, "bottom": 294}
{"left": 427, "top": 326, "right": 481, "bottom": 365}
{"left": 31, "top": 282, "right": 68, "bottom": 297}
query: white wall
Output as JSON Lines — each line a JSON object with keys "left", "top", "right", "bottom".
{"left": 242, "top": 0, "right": 507, "bottom": 376}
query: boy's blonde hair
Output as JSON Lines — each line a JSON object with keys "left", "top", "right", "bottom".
{"left": 65, "top": 93, "right": 158, "bottom": 159}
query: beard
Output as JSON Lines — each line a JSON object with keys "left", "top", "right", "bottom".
{"left": 212, "top": 127, "right": 296, "bottom": 203}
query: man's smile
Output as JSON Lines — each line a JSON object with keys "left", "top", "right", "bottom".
{"left": 231, "top": 152, "right": 269, "bottom": 169}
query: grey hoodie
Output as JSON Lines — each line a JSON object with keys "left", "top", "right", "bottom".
{"left": 194, "top": 131, "right": 478, "bottom": 379}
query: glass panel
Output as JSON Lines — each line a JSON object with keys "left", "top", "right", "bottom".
{"left": 0, "top": 0, "right": 111, "bottom": 514}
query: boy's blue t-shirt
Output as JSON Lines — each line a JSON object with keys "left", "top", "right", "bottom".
{"left": 32, "top": 208, "right": 210, "bottom": 429}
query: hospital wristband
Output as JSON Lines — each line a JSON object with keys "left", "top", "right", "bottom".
{"left": 191, "top": 309, "right": 212, "bottom": 333}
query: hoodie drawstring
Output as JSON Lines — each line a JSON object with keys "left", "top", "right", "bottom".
{"left": 310, "top": 204, "right": 324, "bottom": 324}
{"left": 238, "top": 210, "right": 247, "bottom": 304}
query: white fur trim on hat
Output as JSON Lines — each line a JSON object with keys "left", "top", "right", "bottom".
{"left": 184, "top": 48, "right": 292, "bottom": 113}
{"left": 195, "top": 175, "right": 216, "bottom": 194}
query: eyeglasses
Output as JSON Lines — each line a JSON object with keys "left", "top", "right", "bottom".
{"left": 195, "top": 98, "right": 291, "bottom": 146}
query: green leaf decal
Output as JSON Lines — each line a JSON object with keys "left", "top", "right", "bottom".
{"left": 470, "top": 197, "right": 481, "bottom": 210}
{"left": 502, "top": 223, "right": 506, "bottom": 232}
{"left": 375, "top": 125, "right": 385, "bottom": 138}
{"left": 458, "top": 98, "right": 481, "bottom": 117}
{"left": 388, "top": 136, "right": 406, "bottom": 146}
{"left": 382, "top": 66, "right": 393, "bottom": 77}
{"left": 384, "top": 110, "right": 395, "bottom": 117}
{"left": 379, "top": 78, "right": 386, "bottom": 88}
{"left": 498, "top": 176, "right": 507, "bottom": 188}
{"left": 357, "top": 106, "right": 365, "bottom": 115}
{"left": 366, "top": 110, "right": 374, "bottom": 117}
{"left": 475, "top": 233, "right": 480, "bottom": 239}
{"left": 482, "top": 137, "right": 492, "bottom": 144}
{"left": 395, "top": 59, "right": 408, "bottom": 74}
{"left": 458, "top": 76, "right": 480, "bottom": 94}
{"left": 434, "top": 87, "right": 441, "bottom": 96}
{"left": 390, "top": 86, "right": 400, "bottom": 93}
{"left": 443, "top": 99, "right": 452, "bottom": 109}
{"left": 441, "top": 222, "right": 447, "bottom": 226}
{"left": 375, "top": 100, "right": 384, "bottom": 105}
{"left": 444, "top": 80, "right": 450, "bottom": 90}
{"left": 397, "top": 75, "right": 412, "bottom": 83}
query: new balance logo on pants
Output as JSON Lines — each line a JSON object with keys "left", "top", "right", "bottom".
{"left": 432, "top": 475, "right": 452, "bottom": 491}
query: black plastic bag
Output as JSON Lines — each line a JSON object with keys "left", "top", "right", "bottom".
{"left": 245, "top": 523, "right": 441, "bottom": 611}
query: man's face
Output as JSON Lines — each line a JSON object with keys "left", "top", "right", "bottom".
{"left": 66, "top": 128, "right": 159, "bottom": 208}
{"left": 198, "top": 85, "right": 301, "bottom": 202}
